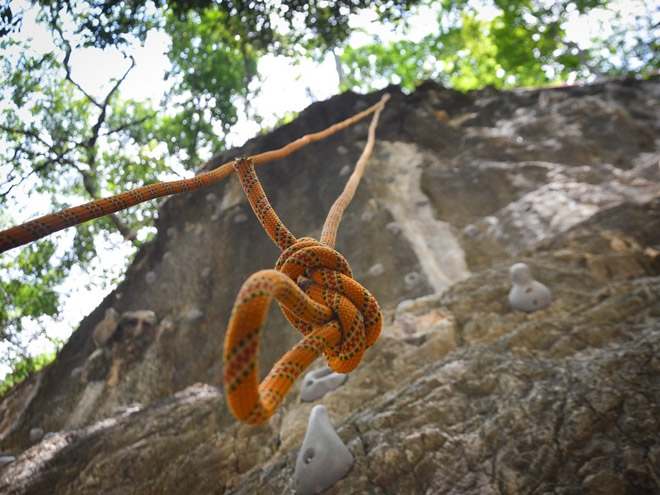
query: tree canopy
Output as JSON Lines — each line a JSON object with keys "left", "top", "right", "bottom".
{"left": 0, "top": 0, "right": 657, "bottom": 387}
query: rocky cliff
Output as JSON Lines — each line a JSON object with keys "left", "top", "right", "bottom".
{"left": 1, "top": 77, "right": 659, "bottom": 494}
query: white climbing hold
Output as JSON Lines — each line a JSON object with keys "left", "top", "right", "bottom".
{"left": 185, "top": 308, "right": 204, "bottom": 321}
{"left": 404, "top": 271, "right": 422, "bottom": 288}
{"left": 233, "top": 212, "right": 248, "bottom": 224}
{"left": 339, "top": 164, "right": 351, "bottom": 177}
{"left": 293, "top": 405, "right": 353, "bottom": 495}
{"left": 508, "top": 262, "right": 552, "bottom": 313}
{"left": 367, "top": 263, "right": 386, "bottom": 278}
{"left": 300, "top": 365, "right": 348, "bottom": 402}
{"left": 29, "top": 427, "right": 44, "bottom": 444}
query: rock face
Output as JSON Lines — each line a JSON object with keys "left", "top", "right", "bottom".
{"left": 1, "top": 77, "right": 659, "bottom": 494}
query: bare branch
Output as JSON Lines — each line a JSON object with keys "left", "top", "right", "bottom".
{"left": 0, "top": 124, "right": 79, "bottom": 198}
{"left": 49, "top": 20, "right": 102, "bottom": 108}
{"left": 100, "top": 112, "right": 157, "bottom": 138}
{"left": 555, "top": 36, "right": 605, "bottom": 78}
{"left": 85, "top": 54, "right": 136, "bottom": 171}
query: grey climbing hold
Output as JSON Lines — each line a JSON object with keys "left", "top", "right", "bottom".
{"left": 360, "top": 210, "right": 374, "bottom": 222}
{"left": 185, "top": 308, "right": 204, "bottom": 321}
{"left": 508, "top": 262, "right": 552, "bottom": 313}
{"left": 29, "top": 427, "right": 44, "bottom": 444}
{"left": 385, "top": 221, "right": 402, "bottom": 237}
{"left": 70, "top": 366, "right": 84, "bottom": 380}
{"left": 293, "top": 405, "right": 353, "bottom": 495}
{"left": 145, "top": 271, "right": 157, "bottom": 284}
{"left": 339, "top": 164, "right": 351, "bottom": 177}
{"left": 367, "top": 263, "right": 385, "bottom": 278}
{"left": 0, "top": 456, "right": 15, "bottom": 468}
{"left": 404, "top": 271, "right": 422, "bottom": 288}
{"left": 300, "top": 365, "right": 348, "bottom": 402}
{"left": 233, "top": 212, "right": 248, "bottom": 224}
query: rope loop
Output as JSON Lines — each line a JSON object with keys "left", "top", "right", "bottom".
{"left": 223, "top": 236, "right": 382, "bottom": 424}
{"left": 223, "top": 95, "right": 389, "bottom": 424}
{"left": 275, "top": 237, "right": 381, "bottom": 372}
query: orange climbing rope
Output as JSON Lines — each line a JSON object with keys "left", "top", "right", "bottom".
{"left": 0, "top": 95, "right": 390, "bottom": 254}
{"left": 0, "top": 91, "right": 389, "bottom": 425}
{"left": 223, "top": 97, "right": 388, "bottom": 424}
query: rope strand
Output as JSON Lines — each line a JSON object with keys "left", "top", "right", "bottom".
{"left": 223, "top": 96, "right": 388, "bottom": 424}
{"left": 0, "top": 94, "right": 390, "bottom": 254}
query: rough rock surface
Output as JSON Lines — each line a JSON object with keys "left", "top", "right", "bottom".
{"left": 1, "top": 77, "right": 659, "bottom": 494}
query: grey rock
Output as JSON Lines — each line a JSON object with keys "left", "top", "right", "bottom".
{"left": 81, "top": 348, "right": 110, "bottom": 383}
{"left": 119, "top": 310, "right": 156, "bottom": 338}
{"left": 293, "top": 405, "right": 353, "bottom": 495}
{"left": 300, "top": 365, "right": 348, "bottom": 402}
{"left": 92, "top": 308, "right": 119, "bottom": 348}
{"left": 1, "top": 79, "right": 659, "bottom": 495}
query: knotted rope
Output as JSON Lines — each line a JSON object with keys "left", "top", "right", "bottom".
{"left": 224, "top": 96, "right": 388, "bottom": 424}
{"left": 0, "top": 89, "right": 390, "bottom": 425}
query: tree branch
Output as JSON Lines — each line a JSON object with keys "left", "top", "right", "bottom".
{"left": 100, "top": 112, "right": 157, "bottom": 138}
{"left": 555, "top": 36, "right": 605, "bottom": 78}
{"left": 0, "top": 124, "right": 79, "bottom": 197}
{"left": 84, "top": 54, "right": 136, "bottom": 173}
{"left": 50, "top": 21, "right": 102, "bottom": 108}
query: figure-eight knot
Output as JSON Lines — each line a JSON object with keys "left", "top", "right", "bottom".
{"left": 223, "top": 157, "right": 382, "bottom": 424}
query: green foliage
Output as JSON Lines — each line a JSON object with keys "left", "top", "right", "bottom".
{"left": 0, "top": 15, "right": 170, "bottom": 375}
{"left": 0, "top": 350, "right": 57, "bottom": 397}
{"left": 0, "top": 0, "right": 20, "bottom": 39}
{"left": 340, "top": 0, "right": 658, "bottom": 92}
{"left": 158, "top": 8, "right": 257, "bottom": 168}
{"left": 341, "top": 14, "right": 510, "bottom": 92}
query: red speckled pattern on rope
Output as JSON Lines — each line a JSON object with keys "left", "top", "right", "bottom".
{"left": 223, "top": 96, "right": 388, "bottom": 424}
